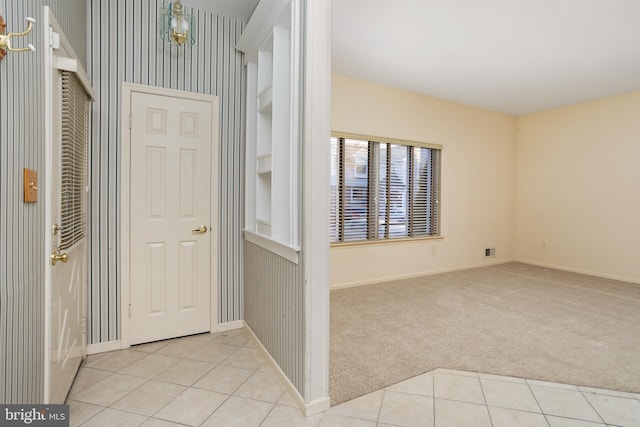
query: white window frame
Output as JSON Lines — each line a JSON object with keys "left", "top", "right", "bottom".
{"left": 330, "top": 132, "right": 442, "bottom": 245}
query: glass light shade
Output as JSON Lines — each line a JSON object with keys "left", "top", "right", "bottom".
{"left": 160, "top": 1, "right": 195, "bottom": 47}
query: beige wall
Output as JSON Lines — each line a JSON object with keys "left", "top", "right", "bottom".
{"left": 331, "top": 74, "right": 518, "bottom": 287}
{"left": 515, "top": 92, "right": 640, "bottom": 283}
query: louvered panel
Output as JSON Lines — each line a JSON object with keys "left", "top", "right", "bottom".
{"left": 413, "top": 147, "right": 431, "bottom": 236}
{"left": 59, "top": 71, "right": 89, "bottom": 251}
{"left": 388, "top": 144, "right": 410, "bottom": 238}
{"left": 329, "top": 137, "right": 339, "bottom": 242}
{"left": 377, "top": 142, "right": 388, "bottom": 238}
{"left": 342, "top": 138, "right": 369, "bottom": 241}
{"left": 430, "top": 148, "right": 442, "bottom": 235}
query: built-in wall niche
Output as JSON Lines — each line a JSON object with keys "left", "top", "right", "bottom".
{"left": 237, "top": 0, "right": 299, "bottom": 263}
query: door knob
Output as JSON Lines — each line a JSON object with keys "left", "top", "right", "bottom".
{"left": 51, "top": 251, "right": 69, "bottom": 265}
{"left": 192, "top": 225, "right": 207, "bottom": 234}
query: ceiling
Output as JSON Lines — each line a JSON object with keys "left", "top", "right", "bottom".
{"left": 333, "top": 0, "right": 640, "bottom": 115}
{"left": 192, "top": 0, "right": 640, "bottom": 116}
{"left": 188, "top": 0, "right": 258, "bottom": 21}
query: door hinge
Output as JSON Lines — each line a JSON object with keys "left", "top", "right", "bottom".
{"left": 50, "top": 28, "right": 60, "bottom": 49}
{"left": 81, "top": 316, "right": 88, "bottom": 359}
{"left": 129, "top": 116, "right": 133, "bottom": 129}
{"left": 128, "top": 304, "right": 132, "bottom": 318}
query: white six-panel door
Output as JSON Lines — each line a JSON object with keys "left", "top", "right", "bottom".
{"left": 129, "top": 92, "right": 213, "bottom": 345}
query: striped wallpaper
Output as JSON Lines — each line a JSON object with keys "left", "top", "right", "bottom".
{"left": 240, "top": 0, "right": 308, "bottom": 398}
{"left": 0, "top": 0, "right": 87, "bottom": 404}
{"left": 1, "top": 0, "right": 325, "bottom": 405}
{"left": 86, "top": 0, "right": 246, "bottom": 344}
{"left": 244, "top": 241, "right": 304, "bottom": 394}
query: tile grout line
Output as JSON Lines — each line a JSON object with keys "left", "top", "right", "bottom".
{"left": 579, "top": 387, "right": 609, "bottom": 426}
{"left": 523, "top": 378, "right": 551, "bottom": 427}
{"left": 525, "top": 379, "right": 606, "bottom": 427}
{"left": 73, "top": 401, "right": 108, "bottom": 427}
{"left": 75, "top": 331, "right": 256, "bottom": 426}
{"left": 194, "top": 335, "right": 292, "bottom": 426}
{"left": 157, "top": 338, "right": 269, "bottom": 425}
{"left": 375, "top": 389, "right": 386, "bottom": 424}
{"left": 73, "top": 333, "right": 640, "bottom": 426}
{"left": 432, "top": 372, "right": 436, "bottom": 427}
{"left": 477, "top": 375, "right": 494, "bottom": 427}
{"left": 75, "top": 372, "right": 153, "bottom": 423}
{"left": 258, "top": 402, "right": 278, "bottom": 427}
{"left": 147, "top": 339, "right": 222, "bottom": 422}
{"left": 82, "top": 349, "right": 181, "bottom": 425}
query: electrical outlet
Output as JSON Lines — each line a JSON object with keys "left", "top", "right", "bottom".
{"left": 484, "top": 247, "right": 496, "bottom": 257}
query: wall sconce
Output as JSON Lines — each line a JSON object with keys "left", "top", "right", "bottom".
{"left": 160, "top": 1, "right": 195, "bottom": 47}
{"left": 0, "top": 15, "right": 36, "bottom": 62}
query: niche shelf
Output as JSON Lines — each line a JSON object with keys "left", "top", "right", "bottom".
{"left": 257, "top": 153, "right": 272, "bottom": 174}
{"left": 257, "top": 84, "right": 273, "bottom": 113}
{"left": 238, "top": 0, "right": 299, "bottom": 261}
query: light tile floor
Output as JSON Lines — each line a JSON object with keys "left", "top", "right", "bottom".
{"left": 68, "top": 329, "right": 640, "bottom": 426}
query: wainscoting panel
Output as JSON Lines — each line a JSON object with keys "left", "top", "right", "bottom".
{"left": 0, "top": 0, "right": 87, "bottom": 404}
{"left": 244, "top": 241, "right": 304, "bottom": 394}
{"left": 87, "top": 0, "right": 245, "bottom": 344}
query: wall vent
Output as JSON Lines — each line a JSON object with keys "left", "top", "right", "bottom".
{"left": 485, "top": 247, "right": 496, "bottom": 257}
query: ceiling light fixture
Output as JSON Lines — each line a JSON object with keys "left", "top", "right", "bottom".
{"left": 160, "top": 1, "right": 195, "bottom": 47}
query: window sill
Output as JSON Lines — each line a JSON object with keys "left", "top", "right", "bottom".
{"left": 244, "top": 230, "right": 300, "bottom": 263}
{"left": 331, "top": 235, "right": 444, "bottom": 249}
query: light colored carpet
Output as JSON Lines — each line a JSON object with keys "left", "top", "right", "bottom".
{"left": 330, "top": 262, "right": 640, "bottom": 405}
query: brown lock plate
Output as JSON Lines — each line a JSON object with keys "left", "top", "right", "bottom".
{"left": 24, "top": 168, "right": 38, "bottom": 203}
{"left": 0, "top": 15, "right": 6, "bottom": 61}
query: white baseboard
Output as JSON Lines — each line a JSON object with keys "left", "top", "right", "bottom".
{"left": 245, "top": 325, "right": 330, "bottom": 417}
{"left": 212, "top": 320, "right": 245, "bottom": 333}
{"left": 86, "top": 321, "right": 246, "bottom": 355}
{"left": 331, "top": 259, "right": 515, "bottom": 290}
{"left": 304, "top": 397, "right": 331, "bottom": 417}
{"left": 86, "top": 340, "right": 123, "bottom": 355}
{"left": 515, "top": 259, "right": 640, "bottom": 285}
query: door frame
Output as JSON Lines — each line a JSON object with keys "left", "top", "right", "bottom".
{"left": 120, "top": 83, "right": 219, "bottom": 349}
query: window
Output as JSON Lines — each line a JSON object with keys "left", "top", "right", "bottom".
{"left": 59, "top": 71, "right": 90, "bottom": 250}
{"left": 330, "top": 135, "right": 441, "bottom": 243}
{"left": 353, "top": 161, "right": 367, "bottom": 178}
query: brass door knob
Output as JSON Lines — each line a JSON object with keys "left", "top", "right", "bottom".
{"left": 51, "top": 251, "right": 69, "bottom": 265}
{"left": 192, "top": 225, "right": 208, "bottom": 234}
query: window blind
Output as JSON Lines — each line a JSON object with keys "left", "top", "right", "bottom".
{"left": 59, "top": 71, "right": 90, "bottom": 250}
{"left": 330, "top": 136, "right": 441, "bottom": 243}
